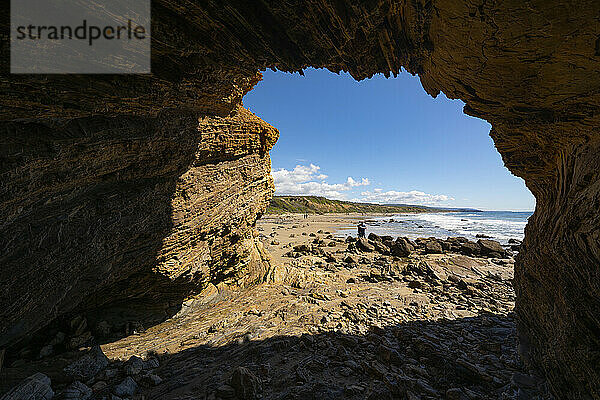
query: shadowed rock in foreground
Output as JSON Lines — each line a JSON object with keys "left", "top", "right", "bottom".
{"left": 0, "top": 108, "right": 278, "bottom": 351}
{"left": 1, "top": 229, "right": 553, "bottom": 399}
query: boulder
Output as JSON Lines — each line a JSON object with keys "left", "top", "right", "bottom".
{"left": 283, "top": 251, "right": 299, "bottom": 258}
{"left": 141, "top": 374, "right": 163, "bottom": 386}
{"left": 344, "top": 255, "right": 357, "bottom": 264}
{"left": 59, "top": 381, "right": 92, "bottom": 400}
{"left": 397, "top": 237, "right": 411, "bottom": 248}
{"left": 477, "top": 239, "right": 507, "bottom": 257}
{"left": 0, "top": 373, "right": 53, "bottom": 400}
{"left": 405, "top": 238, "right": 418, "bottom": 249}
{"left": 424, "top": 240, "right": 443, "bottom": 254}
{"left": 312, "top": 247, "right": 326, "bottom": 257}
{"left": 323, "top": 252, "right": 337, "bottom": 263}
{"left": 292, "top": 244, "right": 310, "bottom": 253}
{"left": 38, "top": 345, "right": 53, "bottom": 359}
{"left": 459, "top": 242, "right": 480, "bottom": 256}
{"left": 124, "top": 355, "right": 144, "bottom": 376}
{"left": 64, "top": 345, "right": 109, "bottom": 381}
{"left": 143, "top": 357, "right": 160, "bottom": 370}
{"left": 447, "top": 237, "right": 469, "bottom": 244}
{"left": 113, "top": 377, "right": 137, "bottom": 397}
{"left": 415, "top": 238, "right": 428, "bottom": 247}
{"left": 391, "top": 238, "right": 413, "bottom": 257}
{"left": 382, "top": 239, "right": 394, "bottom": 249}
{"left": 356, "top": 238, "right": 375, "bottom": 252}
{"left": 368, "top": 233, "right": 381, "bottom": 242}
{"left": 372, "top": 241, "right": 390, "bottom": 255}
{"left": 440, "top": 240, "right": 451, "bottom": 251}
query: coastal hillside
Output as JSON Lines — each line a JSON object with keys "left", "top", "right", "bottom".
{"left": 267, "top": 195, "right": 435, "bottom": 214}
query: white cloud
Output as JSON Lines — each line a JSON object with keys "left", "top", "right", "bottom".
{"left": 272, "top": 164, "right": 370, "bottom": 199}
{"left": 358, "top": 189, "right": 454, "bottom": 206}
{"left": 346, "top": 177, "right": 370, "bottom": 187}
{"left": 272, "top": 164, "right": 452, "bottom": 205}
{"left": 272, "top": 164, "right": 324, "bottom": 183}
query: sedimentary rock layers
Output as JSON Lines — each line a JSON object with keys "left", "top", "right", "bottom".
{"left": 0, "top": 107, "right": 278, "bottom": 349}
{"left": 515, "top": 138, "right": 600, "bottom": 399}
{"left": 1, "top": 1, "right": 600, "bottom": 398}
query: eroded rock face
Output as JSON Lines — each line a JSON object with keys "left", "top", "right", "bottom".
{"left": 0, "top": 107, "right": 278, "bottom": 349}
{"left": 1, "top": 1, "right": 599, "bottom": 398}
{"left": 514, "top": 139, "right": 600, "bottom": 399}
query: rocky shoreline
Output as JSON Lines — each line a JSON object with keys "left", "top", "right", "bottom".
{"left": 285, "top": 232, "right": 518, "bottom": 261}
{"left": 1, "top": 214, "right": 553, "bottom": 399}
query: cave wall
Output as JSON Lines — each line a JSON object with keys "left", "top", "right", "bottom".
{"left": 1, "top": 0, "right": 600, "bottom": 398}
{"left": 0, "top": 106, "right": 278, "bottom": 348}
{"left": 515, "top": 138, "right": 600, "bottom": 399}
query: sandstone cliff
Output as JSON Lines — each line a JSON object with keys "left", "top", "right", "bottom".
{"left": 1, "top": 106, "right": 278, "bottom": 350}
{"left": 1, "top": 1, "right": 599, "bottom": 398}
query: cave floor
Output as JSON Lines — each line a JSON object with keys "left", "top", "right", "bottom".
{"left": 104, "top": 215, "right": 551, "bottom": 399}
{"left": 1, "top": 214, "right": 553, "bottom": 399}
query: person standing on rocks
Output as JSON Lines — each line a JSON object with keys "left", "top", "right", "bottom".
{"left": 358, "top": 222, "right": 366, "bottom": 238}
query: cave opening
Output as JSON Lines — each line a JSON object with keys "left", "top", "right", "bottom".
{"left": 245, "top": 67, "right": 535, "bottom": 226}
{"left": 2, "top": 1, "right": 599, "bottom": 398}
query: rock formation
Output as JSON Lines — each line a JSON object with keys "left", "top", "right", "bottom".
{"left": 0, "top": 106, "right": 278, "bottom": 350}
{"left": 1, "top": 1, "right": 599, "bottom": 398}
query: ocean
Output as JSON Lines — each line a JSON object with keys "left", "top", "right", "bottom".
{"left": 337, "top": 210, "right": 533, "bottom": 245}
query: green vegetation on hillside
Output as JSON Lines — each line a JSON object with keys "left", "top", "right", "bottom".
{"left": 267, "top": 195, "right": 435, "bottom": 214}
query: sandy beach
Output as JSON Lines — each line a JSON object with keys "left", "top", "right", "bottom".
{"left": 256, "top": 213, "right": 370, "bottom": 261}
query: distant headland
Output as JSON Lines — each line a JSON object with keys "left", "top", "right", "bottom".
{"left": 267, "top": 195, "right": 482, "bottom": 214}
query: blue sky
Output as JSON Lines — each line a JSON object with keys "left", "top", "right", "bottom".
{"left": 243, "top": 68, "right": 535, "bottom": 211}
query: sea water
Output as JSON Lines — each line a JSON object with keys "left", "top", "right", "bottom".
{"left": 338, "top": 211, "right": 532, "bottom": 245}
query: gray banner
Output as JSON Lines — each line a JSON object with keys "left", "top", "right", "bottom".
{"left": 11, "top": 0, "right": 151, "bottom": 74}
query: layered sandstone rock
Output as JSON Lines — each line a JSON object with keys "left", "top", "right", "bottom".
{"left": 0, "top": 107, "right": 278, "bottom": 350}
{"left": 1, "top": 1, "right": 599, "bottom": 398}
